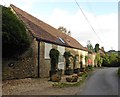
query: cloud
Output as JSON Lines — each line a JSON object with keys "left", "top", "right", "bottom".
{"left": 35, "top": 8, "right": 118, "bottom": 51}
{"left": 1, "top": 0, "right": 118, "bottom": 51}
{"left": 0, "top": 0, "right": 34, "bottom": 12}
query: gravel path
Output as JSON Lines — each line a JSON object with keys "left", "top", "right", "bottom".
{"left": 2, "top": 77, "right": 80, "bottom": 95}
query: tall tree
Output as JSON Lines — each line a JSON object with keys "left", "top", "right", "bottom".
{"left": 94, "top": 43, "right": 99, "bottom": 53}
{"left": 87, "top": 40, "right": 94, "bottom": 51}
{"left": 58, "top": 26, "right": 67, "bottom": 33}
{"left": 101, "top": 47, "right": 105, "bottom": 51}
{"left": 58, "top": 26, "right": 71, "bottom": 36}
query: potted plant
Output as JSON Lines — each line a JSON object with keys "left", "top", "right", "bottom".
{"left": 49, "top": 48, "right": 61, "bottom": 81}
{"left": 64, "top": 51, "right": 73, "bottom": 75}
{"left": 66, "top": 74, "right": 78, "bottom": 82}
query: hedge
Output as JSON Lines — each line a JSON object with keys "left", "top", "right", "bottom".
{"left": 2, "top": 5, "right": 30, "bottom": 58}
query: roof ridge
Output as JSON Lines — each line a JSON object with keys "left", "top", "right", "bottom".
{"left": 10, "top": 4, "right": 80, "bottom": 40}
{"left": 10, "top": 4, "right": 86, "bottom": 51}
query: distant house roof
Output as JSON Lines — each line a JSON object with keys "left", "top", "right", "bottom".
{"left": 107, "top": 50, "right": 118, "bottom": 55}
{"left": 107, "top": 50, "right": 116, "bottom": 53}
{"left": 10, "top": 4, "right": 86, "bottom": 51}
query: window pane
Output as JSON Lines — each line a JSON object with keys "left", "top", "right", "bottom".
{"left": 44, "top": 43, "right": 52, "bottom": 59}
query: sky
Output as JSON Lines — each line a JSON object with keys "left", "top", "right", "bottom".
{"left": 1, "top": 0, "right": 119, "bottom": 51}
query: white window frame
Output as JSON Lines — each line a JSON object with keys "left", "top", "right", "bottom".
{"left": 58, "top": 46, "right": 65, "bottom": 69}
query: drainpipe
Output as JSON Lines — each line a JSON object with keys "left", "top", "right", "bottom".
{"left": 37, "top": 41, "right": 40, "bottom": 78}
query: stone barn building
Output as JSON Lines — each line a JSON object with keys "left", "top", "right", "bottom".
{"left": 3, "top": 4, "right": 90, "bottom": 80}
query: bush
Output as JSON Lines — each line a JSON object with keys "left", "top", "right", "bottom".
{"left": 63, "top": 51, "right": 72, "bottom": 68}
{"left": 65, "top": 69, "right": 73, "bottom": 75}
{"left": 2, "top": 5, "right": 30, "bottom": 58}
{"left": 49, "top": 48, "right": 60, "bottom": 71}
{"left": 102, "top": 53, "right": 120, "bottom": 67}
{"left": 88, "top": 65, "right": 93, "bottom": 70}
{"left": 49, "top": 48, "right": 60, "bottom": 81}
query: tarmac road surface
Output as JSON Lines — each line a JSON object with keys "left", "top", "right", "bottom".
{"left": 76, "top": 67, "right": 119, "bottom": 95}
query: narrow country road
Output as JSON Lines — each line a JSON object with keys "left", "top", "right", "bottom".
{"left": 76, "top": 67, "right": 119, "bottom": 95}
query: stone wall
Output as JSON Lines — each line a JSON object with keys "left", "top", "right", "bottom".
{"left": 2, "top": 39, "right": 38, "bottom": 80}
{"left": 39, "top": 42, "right": 51, "bottom": 78}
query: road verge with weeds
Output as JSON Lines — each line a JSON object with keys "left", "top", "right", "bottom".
{"left": 52, "top": 68, "right": 94, "bottom": 88}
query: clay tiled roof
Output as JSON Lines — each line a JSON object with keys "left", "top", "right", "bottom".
{"left": 10, "top": 4, "right": 85, "bottom": 50}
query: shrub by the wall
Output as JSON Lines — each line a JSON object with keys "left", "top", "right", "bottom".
{"left": 2, "top": 5, "right": 30, "bottom": 58}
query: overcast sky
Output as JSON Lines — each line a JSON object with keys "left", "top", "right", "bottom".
{"left": 1, "top": 0, "right": 119, "bottom": 51}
